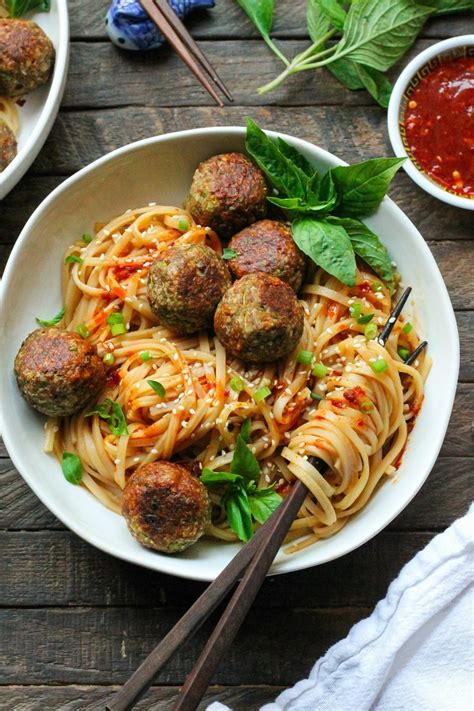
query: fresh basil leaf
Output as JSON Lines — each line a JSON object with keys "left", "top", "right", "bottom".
{"left": 267, "top": 196, "right": 334, "bottom": 216}
{"left": 5, "top": 0, "right": 50, "bottom": 16}
{"left": 226, "top": 488, "right": 254, "bottom": 542}
{"left": 276, "top": 137, "right": 317, "bottom": 179}
{"left": 427, "top": 0, "right": 474, "bottom": 13}
{"left": 241, "top": 417, "right": 251, "bottom": 443}
{"left": 201, "top": 469, "right": 244, "bottom": 485}
{"left": 86, "top": 398, "right": 129, "bottom": 436}
{"left": 333, "top": 0, "right": 433, "bottom": 72}
{"left": 147, "top": 380, "right": 166, "bottom": 398}
{"left": 35, "top": 308, "right": 65, "bottom": 327}
{"left": 292, "top": 218, "right": 357, "bottom": 286}
{"left": 307, "top": 0, "right": 331, "bottom": 44}
{"left": 231, "top": 434, "right": 260, "bottom": 482}
{"left": 65, "top": 255, "right": 83, "bottom": 265}
{"left": 249, "top": 488, "right": 283, "bottom": 524}
{"left": 246, "top": 119, "right": 306, "bottom": 199}
{"left": 327, "top": 57, "right": 365, "bottom": 89}
{"left": 61, "top": 452, "right": 82, "bottom": 485}
{"left": 330, "top": 157, "right": 405, "bottom": 217}
{"left": 317, "top": 171, "right": 339, "bottom": 210}
{"left": 235, "top": 0, "right": 273, "bottom": 38}
{"left": 222, "top": 247, "right": 238, "bottom": 260}
{"left": 327, "top": 216, "right": 394, "bottom": 288}
{"left": 355, "top": 64, "right": 393, "bottom": 108}
{"left": 318, "top": 0, "right": 347, "bottom": 30}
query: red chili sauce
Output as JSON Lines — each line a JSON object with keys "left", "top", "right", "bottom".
{"left": 403, "top": 55, "right": 474, "bottom": 197}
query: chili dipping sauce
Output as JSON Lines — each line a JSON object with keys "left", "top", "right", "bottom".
{"left": 403, "top": 54, "right": 474, "bottom": 197}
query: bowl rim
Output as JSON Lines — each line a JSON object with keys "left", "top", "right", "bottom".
{"left": 387, "top": 34, "right": 474, "bottom": 211}
{"left": 1, "top": 127, "right": 460, "bottom": 580}
{"left": 0, "top": 0, "right": 70, "bottom": 200}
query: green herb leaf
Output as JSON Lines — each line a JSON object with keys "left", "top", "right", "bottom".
{"left": 307, "top": 0, "right": 331, "bottom": 44}
{"left": 201, "top": 469, "right": 244, "bottom": 485}
{"left": 330, "top": 157, "right": 405, "bottom": 217}
{"left": 241, "top": 417, "right": 251, "bottom": 443}
{"left": 249, "top": 488, "right": 282, "bottom": 524}
{"left": 422, "top": 0, "right": 474, "bottom": 14}
{"left": 354, "top": 64, "right": 393, "bottom": 108}
{"left": 5, "top": 0, "right": 50, "bottom": 17}
{"left": 61, "top": 452, "right": 82, "bottom": 485}
{"left": 318, "top": 0, "right": 347, "bottom": 30}
{"left": 65, "top": 255, "right": 83, "bottom": 265}
{"left": 327, "top": 57, "right": 365, "bottom": 90}
{"left": 235, "top": 0, "right": 273, "bottom": 38}
{"left": 231, "top": 434, "right": 260, "bottom": 482}
{"left": 292, "top": 218, "right": 357, "bottom": 286}
{"left": 276, "top": 137, "right": 317, "bottom": 179}
{"left": 267, "top": 195, "right": 335, "bottom": 217}
{"left": 334, "top": 0, "right": 433, "bottom": 72}
{"left": 86, "top": 398, "right": 129, "bottom": 436}
{"left": 35, "top": 308, "right": 65, "bottom": 327}
{"left": 226, "top": 488, "right": 254, "bottom": 542}
{"left": 223, "top": 247, "right": 238, "bottom": 260}
{"left": 147, "top": 380, "right": 166, "bottom": 398}
{"left": 106, "top": 312, "right": 125, "bottom": 325}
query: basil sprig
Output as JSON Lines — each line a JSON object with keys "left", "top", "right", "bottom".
{"left": 201, "top": 419, "right": 282, "bottom": 542}
{"left": 86, "top": 398, "right": 129, "bottom": 436}
{"left": 5, "top": 0, "right": 50, "bottom": 17}
{"left": 246, "top": 119, "right": 399, "bottom": 290}
{"left": 61, "top": 452, "right": 82, "bottom": 485}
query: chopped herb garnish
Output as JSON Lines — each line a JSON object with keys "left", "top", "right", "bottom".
{"left": 86, "top": 398, "right": 129, "bottom": 436}
{"left": 364, "top": 323, "right": 378, "bottom": 340}
{"left": 357, "top": 313, "right": 374, "bottom": 324}
{"left": 397, "top": 346, "right": 410, "bottom": 361}
{"left": 139, "top": 351, "right": 152, "bottom": 362}
{"left": 254, "top": 385, "right": 271, "bottom": 402}
{"left": 103, "top": 353, "right": 115, "bottom": 365}
{"left": 360, "top": 399, "right": 374, "bottom": 413}
{"left": 106, "top": 312, "right": 124, "bottom": 325}
{"left": 65, "top": 255, "right": 83, "bottom": 265}
{"left": 35, "top": 308, "right": 64, "bottom": 327}
{"left": 229, "top": 376, "right": 245, "bottom": 392}
{"left": 111, "top": 324, "right": 126, "bottom": 336}
{"left": 107, "top": 312, "right": 126, "bottom": 336}
{"left": 178, "top": 219, "right": 189, "bottom": 231}
{"left": 297, "top": 350, "right": 314, "bottom": 366}
{"left": 372, "top": 281, "right": 383, "bottom": 292}
{"left": 349, "top": 303, "right": 361, "bottom": 318}
{"left": 371, "top": 358, "right": 388, "bottom": 374}
{"left": 312, "top": 362, "right": 328, "bottom": 378}
{"left": 222, "top": 247, "right": 238, "bottom": 260}
{"left": 403, "top": 322, "right": 413, "bottom": 334}
{"left": 76, "top": 324, "right": 90, "bottom": 339}
{"left": 147, "top": 380, "right": 166, "bottom": 397}
{"left": 310, "top": 392, "right": 324, "bottom": 401}
{"left": 82, "top": 233, "right": 93, "bottom": 244}
{"left": 61, "top": 452, "right": 82, "bottom": 485}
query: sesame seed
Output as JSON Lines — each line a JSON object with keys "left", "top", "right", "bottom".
{"left": 114, "top": 458, "right": 120, "bottom": 464}
{"left": 134, "top": 457, "right": 140, "bottom": 462}
{"left": 151, "top": 448, "right": 158, "bottom": 454}
{"left": 375, "top": 292, "right": 384, "bottom": 300}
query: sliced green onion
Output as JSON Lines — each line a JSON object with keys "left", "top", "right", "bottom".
{"left": 111, "top": 323, "right": 126, "bottom": 336}
{"left": 222, "top": 247, "right": 238, "bottom": 260}
{"left": 397, "top": 346, "right": 410, "bottom": 361}
{"left": 82, "top": 233, "right": 93, "bottom": 244}
{"left": 76, "top": 324, "right": 90, "bottom": 338}
{"left": 61, "top": 452, "right": 82, "bottom": 485}
{"left": 229, "top": 376, "right": 245, "bottom": 392}
{"left": 65, "top": 255, "right": 83, "bottom": 265}
{"left": 349, "top": 303, "right": 361, "bottom": 318}
{"left": 297, "top": 350, "right": 314, "bottom": 366}
{"left": 372, "top": 281, "right": 383, "bottom": 292}
{"left": 403, "top": 322, "right": 413, "bottom": 334}
{"left": 107, "top": 312, "right": 126, "bottom": 336}
{"left": 106, "top": 312, "right": 124, "bottom": 325}
{"left": 357, "top": 313, "right": 374, "bottom": 324}
{"left": 310, "top": 392, "right": 324, "bottom": 401}
{"left": 360, "top": 399, "right": 374, "bottom": 413}
{"left": 103, "top": 353, "right": 115, "bottom": 365}
{"left": 371, "top": 358, "right": 388, "bottom": 374}
{"left": 312, "top": 362, "right": 328, "bottom": 378}
{"left": 178, "top": 219, "right": 189, "bottom": 231}
{"left": 148, "top": 380, "right": 166, "bottom": 397}
{"left": 364, "top": 323, "right": 378, "bottom": 340}
{"left": 254, "top": 385, "right": 271, "bottom": 402}
{"left": 139, "top": 351, "right": 152, "bottom": 362}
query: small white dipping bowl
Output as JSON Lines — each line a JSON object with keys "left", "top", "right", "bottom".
{"left": 1, "top": 128, "right": 459, "bottom": 581}
{"left": 388, "top": 35, "right": 474, "bottom": 210}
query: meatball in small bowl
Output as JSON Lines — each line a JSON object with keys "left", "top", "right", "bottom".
{"left": 186, "top": 152, "right": 268, "bottom": 238}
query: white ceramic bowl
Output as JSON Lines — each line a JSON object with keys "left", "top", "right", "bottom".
{"left": 387, "top": 35, "right": 474, "bottom": 210}
{"left": 0, "top": 0, "right": 70, "bottom": 200}
{"left": 0, "top": 128, "right": 459, "bottom": 581}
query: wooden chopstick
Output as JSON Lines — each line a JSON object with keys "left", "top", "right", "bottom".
{"left": 138, "top": 0, "right": 227, "bottom": 108}
{"left": 153, "top": 0, "right": 233, "bottom": 102}
{"left": 105, "top": 286, "right": 421, "bottom": 711}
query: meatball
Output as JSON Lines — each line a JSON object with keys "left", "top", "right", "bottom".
{"left": 122, "top": 461, "right": 211, "bottom": 553}
{"left": 0, "top": 19, "right": 55, "bottom": 97}
{"left": 147, "top": 243, "right": 231, "bottom": 335}
{"left": 0, "top": 118, "right": 16, "bottom": 172}
{"left": 14, "top": 328, "right": 106, "bottom": 417}
{"left": 214, "top": 273, "right": 304, "bottom": 363}
{"left": 228, "top": 220, "right": 306, "bottom": 292}
{"left": 186, "top": 152, "right": 268, "bottom": 238}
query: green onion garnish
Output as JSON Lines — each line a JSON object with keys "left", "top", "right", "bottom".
{"left": 312, "top": 362, "right": 328, "bottom": 378}
{"left": 148, "top": 380, "right": 166, "bottom": 397}
{"left": 297, "top": 350, "right": 313, "bottom": 366}
{"left": 65, "top": 255, "right": 83, "bottom": 265}
{"left": 82, "top": 233, "right": 93, "bottom": 244}
{"left": 139, "top": 351, "right": 152, "bottom": 362}
{"left": 397, "top": 346, "right": 410, "bottom": 361}
{"left": 403, "top": 322, "right": 413, "bottom": 334}
{"left": 222, "top": 247, "right": 238, "bottom": 260}
{"left": 364, "top": 323, "right": 378, "bottom": 340}
{"left": 76, "top": 324, "right": 90, "bottom": 338}
{"left": 35, "top": 308, "right": 65, "bottom": 327}
{"left": 229, "top": 376, "right": 245, "bottom": 392}
{"left": 254, "top": 385, "right": 271, "bottom": 402}
{"left": 357, "top": 313, "right": 374, "bottom": 324}
{"left": 178, "top": 219, "right": 189, "bottom": 231}
{"left": 372, "top": 281, "right": 383, "bottom": 292}
{"left": 349, "top": 303, "right": 361, "bottom": 318}
{"left": 310, "top": 392, "right": 324, "bottom": 401}
{"left": 107, "top": 312, "right": 124, "bottom": 325}
{"left": 111, "top": 323, "right": 126, "bottom": 336}
{"left": 360, "top": 399, "right": 374, "bottom": 413}
{"left": 61, "top": 452, "right": 82, "bottom": 485}
{"left": 103, "top": 353, "right": 115, "bottom": 365}
{"left": 107, "top": 312, "right": 126, "bottom": 336}
{"left": 371, "top": 358, "right": 388, "bottom": 374}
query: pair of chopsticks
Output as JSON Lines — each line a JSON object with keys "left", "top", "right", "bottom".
{"left": 106, "top": 287, "right": 426, "bottom": 711}
{"left": 139, "top": 0, "right": 233, "bottom": 107}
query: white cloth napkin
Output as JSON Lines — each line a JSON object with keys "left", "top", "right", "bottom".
{"left": 208, "top": 504, "right": 474, "bottom": 711}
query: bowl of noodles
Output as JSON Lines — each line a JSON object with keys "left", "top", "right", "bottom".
{"left": 1, "top": 127, "right": 459, "bottom": 580}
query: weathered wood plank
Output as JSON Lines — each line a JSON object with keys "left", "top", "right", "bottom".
{"left": 458, "top": 312, "right": 474, "bottom": 381}
{"left": 0, "top": 606, "right": 366, "bottom": 685}
{"left": 0, "top": 684, "right": 282, "bottom": 711}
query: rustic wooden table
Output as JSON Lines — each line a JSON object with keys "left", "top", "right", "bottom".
{"left": 1, "top": 3, "right": 473, "bottom": 709}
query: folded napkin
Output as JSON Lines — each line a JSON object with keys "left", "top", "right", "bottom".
{"left": 209, "top": 504, "right": 474, "bottom": 711}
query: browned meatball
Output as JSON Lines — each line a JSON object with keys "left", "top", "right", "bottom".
{"left": 0, "top": 19, "right": 55, "bottom": 97}
{"left": 122, "top": 461, "right": 211, "bottom": 553}
{"left": 228, "top": 220, "right": 306, "bottom": 292}
{"left": 14, "top": 328, "right": 106, "bottom": 417}
{"left": 186, "top": 153, "right": 268, "bottom": 238}
{"left": 0, "top": 118, "right": 16, "bottom": 172}
{"left": 214, "top": 273, "right": 304, "bottom": 363}
{"left": 147, "top": 243, "right": 231, "bottom": 335}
